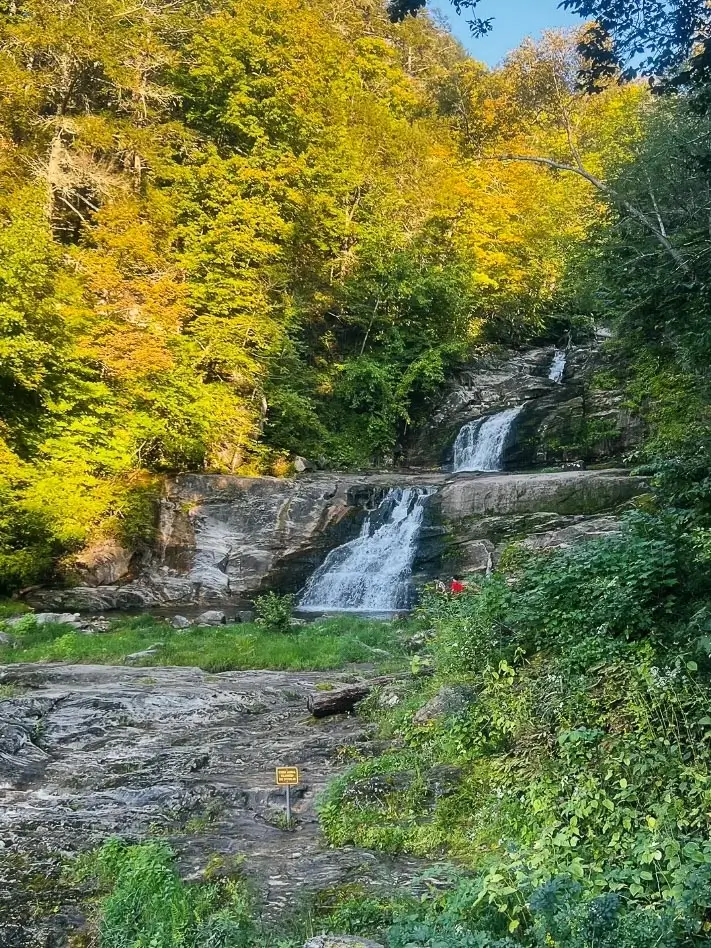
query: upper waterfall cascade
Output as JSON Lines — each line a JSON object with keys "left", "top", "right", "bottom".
{"left": 548, "top": 349, "right": 567, "bottom": 383}
{"left": 452, "top": 405, "right": 523, "bottom": 473}
{"left": 298, "top": 487, "right": 435, "bottom": 614}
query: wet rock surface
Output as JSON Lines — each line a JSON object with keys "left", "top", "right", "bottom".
{"left": 0, "top": 663, "right": 420, "bottom": 947}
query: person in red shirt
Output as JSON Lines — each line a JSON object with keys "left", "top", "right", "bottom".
{"left": 450, "top": 578, "right": 465, "bottom": 595}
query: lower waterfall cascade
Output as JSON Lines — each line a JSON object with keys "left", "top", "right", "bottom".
{"left": 298, "top": 486, "right": 436, "bottom": 614}
{"left": 452, "top": 404, "right": 523, "bottom": 473}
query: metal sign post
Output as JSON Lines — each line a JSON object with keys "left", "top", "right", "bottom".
{"left": 275, "top": 767, "right": 300, "bottom": 827}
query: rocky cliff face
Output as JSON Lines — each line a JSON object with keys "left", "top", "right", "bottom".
{"left": 32, "top": 474, "right": 445, "bottom": 611}
{"left": 28, "top": 342, "right": 649, "bottom": 613}
{"left": 406, "top": 341, "right": 645, "bottom": 470}
{"left": 424, "top": 469, "right": 647, "bottom": 576}
{"left": 33, "top": 469, "right": 647, "bottom": 612}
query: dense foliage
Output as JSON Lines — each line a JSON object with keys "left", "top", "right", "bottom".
{"left": 319, "top": 504, "right": 711, "bottom": 945}
{"left": 0, "top": 0, "right": 635, "bottom": 592}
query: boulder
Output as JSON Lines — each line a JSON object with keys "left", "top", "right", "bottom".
{"left": 72, "top": 538, "right": 133, "bottom": 586}
{"left": 171, "top": 615, "right": 192, "bottom": 629}
{"left": 124, "top": 644, "right": 164, "bottom": 663}
{"left": 293, "top": 456, "right": 313, "bottom": 473}
{"left": 34, "top": 613, "right": 83, "bottom": 628}
{"left": 405, "top": 628, "right": 435, "bottom": 653}
{"left": 458, "top": 540, "right": 494, "bottom": 574}
{"left": 518, "top": 516, "right": 622, "bottom": 552}
{"left": 195, "top": 610, "right": 226, "bottom": 627}
{"left": 304, "top": 939, "right": 384, "bottom": 948}
{"left": 413, "top": 685, "right": 477, "bottom": 726}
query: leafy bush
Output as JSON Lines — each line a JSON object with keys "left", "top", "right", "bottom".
{"left": 88, "top": 839, "right": 256, "bottom": 948}
{"left": 253, "top": 592, "right": 295, "bottom": 634}
{"left": 319, "top": 510, "right": 711, "bottom": 945}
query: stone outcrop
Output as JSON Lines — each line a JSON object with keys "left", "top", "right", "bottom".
{"left": 436, "top": 469, "right": 643, "bottom": 520}
{"left": 27, "top": 469, "right": 646, "bottom": 611}
{"left": 29, "top": 474, "right": 448, "bottom": 611}
{"left": 406, "top": 342, "right": 645, "bottom": 469}
{"left": 0, "top": 663, "right": 421, "bottom": 947}
{"left": 418, "top": 469, "right": 647, "bottom": 576}
{"left": 26, "top": 342, "right": 649, "bottom": 613}
{"left": 28, "top": 469, "right": 647, "bottom": 611}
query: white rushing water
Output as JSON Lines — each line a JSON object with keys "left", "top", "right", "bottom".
{"left": 452, "top": 405, "right": 523, "bottom": 473}
{"left": 548, "top": 349, "right": 566, "bottom": 383}
{"left": 298, "top": 487, "right": 435, "bottom": 613}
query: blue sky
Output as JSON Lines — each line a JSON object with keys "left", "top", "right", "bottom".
{"left": 431, "top": 0, "right": 582, "bottom": 65}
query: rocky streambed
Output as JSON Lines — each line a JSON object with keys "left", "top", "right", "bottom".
{"left": 0, "top": 663, "right": 419, "bottom": 947}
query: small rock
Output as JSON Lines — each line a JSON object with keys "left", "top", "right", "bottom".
{"left": 195, "top": 610, "right": 226, "bottom": 627}
{"left": 293, "top": 455, "right": 313, "bottom": 473}
{"left": 171, "top": 615, "right": 192, "bottom": 629}
{"left": 124, "top": 643, "right": 164, "bottom": 663}
{"left": 342, "top": 771, "right": 412, "bottom": 806}
{"left": 413, "top": 685, "right": 477, "bottom": 726}
{"left": 4, "top": 614, "right": 32, "bottom": 629}
{"left": 188, "top": 753, "right": 209, "bottom": 772}
{"left": 304, "top": 939, "right": 384, "bottom": 948}
{"left": 426, "top": 764, "right": 463, "bottom": 798}
{"left": 405, "top": 628, "right": 435, "bottom": 653}
{"left": 377, "top": 688, "right": 402, "bottom": 709}
{"left": 34, "top": 612, "right": 83, "bottom": 628}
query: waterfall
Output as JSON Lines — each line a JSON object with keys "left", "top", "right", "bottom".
{"left": 452, "top": 405, "right": 523, "bottom": 473}
{"left": 298, "top": 487, "right": 435, "bottom": 614}
{"left": 548, "top": 349, "right": 566, "bottom": 383}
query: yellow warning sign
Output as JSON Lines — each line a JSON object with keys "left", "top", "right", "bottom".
{"left": 275, "top": 767, "right": 300, "bottom": 786}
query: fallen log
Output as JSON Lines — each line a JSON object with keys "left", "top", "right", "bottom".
{"left": 307, "top": 683, "right": 372, "bottom": 717}
{"left": 307, "top": 672, "right": 421, "bottom": 718}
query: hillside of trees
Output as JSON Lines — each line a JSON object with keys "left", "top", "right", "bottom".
{"left": 0, "top": 0, "right": 648, "bottom": 593}
{"left": 6, "top": 1, "right": 711, "bottom": 946}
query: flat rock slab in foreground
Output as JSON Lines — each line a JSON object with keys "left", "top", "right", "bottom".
{"left": 0, "top": 663, "right": 419, "bottom": 947}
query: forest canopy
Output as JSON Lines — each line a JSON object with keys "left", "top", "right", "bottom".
{"left": 0, "top": 0, "right": 645, "bottom": 591}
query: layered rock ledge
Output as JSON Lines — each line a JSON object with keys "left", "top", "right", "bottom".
{"left": 29, "top": 468, "right": 648, "bottom": 612}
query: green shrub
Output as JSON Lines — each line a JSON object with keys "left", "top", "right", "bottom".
{"left": 86, "top": 839, "right": 257, "bottom": 948}
{"left": 253, "top": 592, "right": 295, "bottom": 634}
{"left": 320, "top": 508, "right": 711, "bottom": 945}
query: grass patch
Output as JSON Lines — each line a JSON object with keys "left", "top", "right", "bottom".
{"left": 0, "top": 613, "right": 409, "bottom": 672}
{"left": 0, "top": 599, "right": 30, "bottom": 619}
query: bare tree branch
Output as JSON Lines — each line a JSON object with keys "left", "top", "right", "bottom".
{"left": 492, "top": 153, "right": 691, "bottom": 274}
